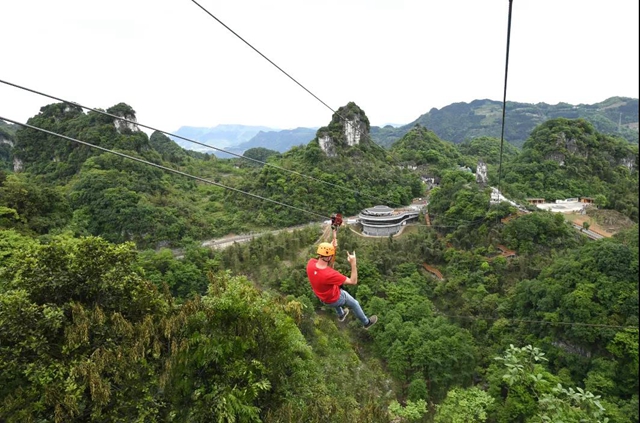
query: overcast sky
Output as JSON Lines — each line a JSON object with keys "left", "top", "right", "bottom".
{"left": 1, "top": 0, "right": 638, "bottom": 134}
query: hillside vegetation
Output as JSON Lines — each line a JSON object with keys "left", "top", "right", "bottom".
{"left": 0, "top": 101, "right": 638, "bottom": 422}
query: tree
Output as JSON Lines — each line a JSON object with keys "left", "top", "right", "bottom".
{"left": 0, "top": 236, "right": 170, "bottom": 422}
{"left": 536, "top": 384, "right": 609, "bottom": 423}
{"left": 595, "top": 194, "right": 608, "bottom": 208}
{"left": 0, "top": 173, "right": 70, "bottom": 234}
{"left": 388, "top": 399, "right": 428, "bottom": 422}
{"left": 0, "top": 229, "right": 36, "bottom": 264}
{"left": 457, "top": 136, "right": 519, "bottom": 166}
{"left": 0, "top": 206, "right": 20, "bottom": 228}
{"left": 243, "top": 147, "right": 280, "bottom": 164}
{"left": 490, "top": 345, "right": 610, "bottom": 423}
{"left": 502, "top": 211, "right": 577, "bottom": 255}
{"left": 434, "top": 387, "right": 494, "bottom": 423}
{"left": 148, "top": 131, "right": 189, "bottom": 165}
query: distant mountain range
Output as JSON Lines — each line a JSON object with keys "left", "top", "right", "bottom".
{"left": 169, "top": 125, "right": 317, "bottom": 158}
{"left": 372, "top": 97, "right": 639, "bottom": 148}
{"left": 170, "top": 97, "right": 638, "bottom": 156}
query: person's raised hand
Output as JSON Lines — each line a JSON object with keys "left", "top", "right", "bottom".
{"left": 347, "top": 250, "right": 356, "bottom": 264}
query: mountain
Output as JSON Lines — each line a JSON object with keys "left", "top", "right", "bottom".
{"left": 245, "top": 102, "right": 423, "bottom": 221}
{"left": 169, "top": 124, "right": 274, "bottom": 156}
{"left": 502, "top": 117, "right": 639, "bottom": 219}
{"left": 389, "top": 124, "right": 462, "bottom": 171}
{"left": 169, "top": 125, "right": 317, "bottom": 159}
{"left": 370, "top": 97, "right": 639, "bottom": 148}
{"left": 169, "top": 98, "right": 638, "bottom": 158}
{"left": 235, "top": 127, "right": 317, "bottom": 153}
{"left": 215, "top": 127, "right": 317, "bottom": 159}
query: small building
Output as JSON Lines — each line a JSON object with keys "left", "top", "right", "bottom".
{"left": 526, "top": 198, "right": 545, "bottom": 205}
{"left": 358, "top": 205, "right": 420, "bottom": 237}
{"left": 580, "top": 197, "right": 595, "bottom": 204}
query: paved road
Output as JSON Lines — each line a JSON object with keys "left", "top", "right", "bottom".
{"left": 201, "top": 233, "right": 259, "bottom": 250}
{"left": 172, "top": 223, "right": 323, "bottom": 257}
{"left": 571, "top": 223, "right": 604, "bottom": 240}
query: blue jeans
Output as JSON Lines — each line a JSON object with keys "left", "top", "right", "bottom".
{"left": 324, "top": 289, "right": 369, "bottom": 325}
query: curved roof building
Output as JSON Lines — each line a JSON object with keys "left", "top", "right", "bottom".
{"left": 358, "top": 205, "right": 420, "bottom": 237}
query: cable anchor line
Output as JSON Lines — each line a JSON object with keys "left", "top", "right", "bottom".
{"left": 0, "top": 115, "right": 331, "bottom": 221}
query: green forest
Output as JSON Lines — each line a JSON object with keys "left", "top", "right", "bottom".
{"left": 0, "top": 101, "right": 638, "bottom": 422}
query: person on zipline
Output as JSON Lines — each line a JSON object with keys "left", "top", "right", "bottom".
{"left": 306, "top": 241, "right": 378, "bottom": 329}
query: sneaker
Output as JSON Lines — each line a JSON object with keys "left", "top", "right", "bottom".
{"left": 338, "top": 308, "right": 350, "bottom": 322}
{"left": 364, "top": 315, "right": 378, "bottom": 329}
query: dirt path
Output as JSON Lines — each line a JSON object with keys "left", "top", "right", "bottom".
{"left": 565, "top": 212, "right": 614, "bottom": 238}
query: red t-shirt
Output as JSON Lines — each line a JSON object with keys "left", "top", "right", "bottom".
{"left": 306, "top": 258, "right": 347, "bottom": 303}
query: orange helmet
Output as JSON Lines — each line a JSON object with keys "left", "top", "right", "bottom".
{"left": 316, "top": 242, "right": 335, "bottom": 257}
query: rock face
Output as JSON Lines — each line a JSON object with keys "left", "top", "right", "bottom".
{"left": 544, "top": 131, "right": 589, "bottom": 165}
{"left": 106, "top": 103, "right": 140, "bottom": 134}
{"left": 111, "top": 111, "right": 140, "bottom": 134}
{"left": 114, "top": 115, "right": 140, "bottom": 134}
{"left": 316, "top": 102, "right": 370, "bottom": 157}
{"left": 318, "top": 134, "right": 336, "bottom": 157}
{"left": 621, "top": 157, "right": 635, "bottom": 170}
{"left": 476, "top": 160, "right": 488, "bottom": 186}
{"left": 343, "top": 120, "right": 363, "bottom": 146}
{"left": 0, "top": 135, "right": 14, "bottom": 147}
{"left": 13, "top": 157, "right": 23, "bottom": 172}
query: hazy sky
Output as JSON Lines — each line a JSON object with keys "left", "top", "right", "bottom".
{"left": 1, "top": 0, "right": 638, "bottom": 134}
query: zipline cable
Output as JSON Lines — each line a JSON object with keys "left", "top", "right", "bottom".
{"left": 0, "top": 115, "right": 332, "bottom": 221}
{"left": 190, "top": 0, "right": 336, "bottom": 119}
{"left": 0, "top": 78, "right": 395, "bottom": 208}
{"left": 188, "top": 1, "right": 390, "bottom": 163}
{"left": 496, "top": 0, "right": 513, "bottom": 198}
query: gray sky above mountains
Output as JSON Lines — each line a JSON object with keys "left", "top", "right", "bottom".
{"left": 1, "top": 0, "right": 638, "bottom": 135}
